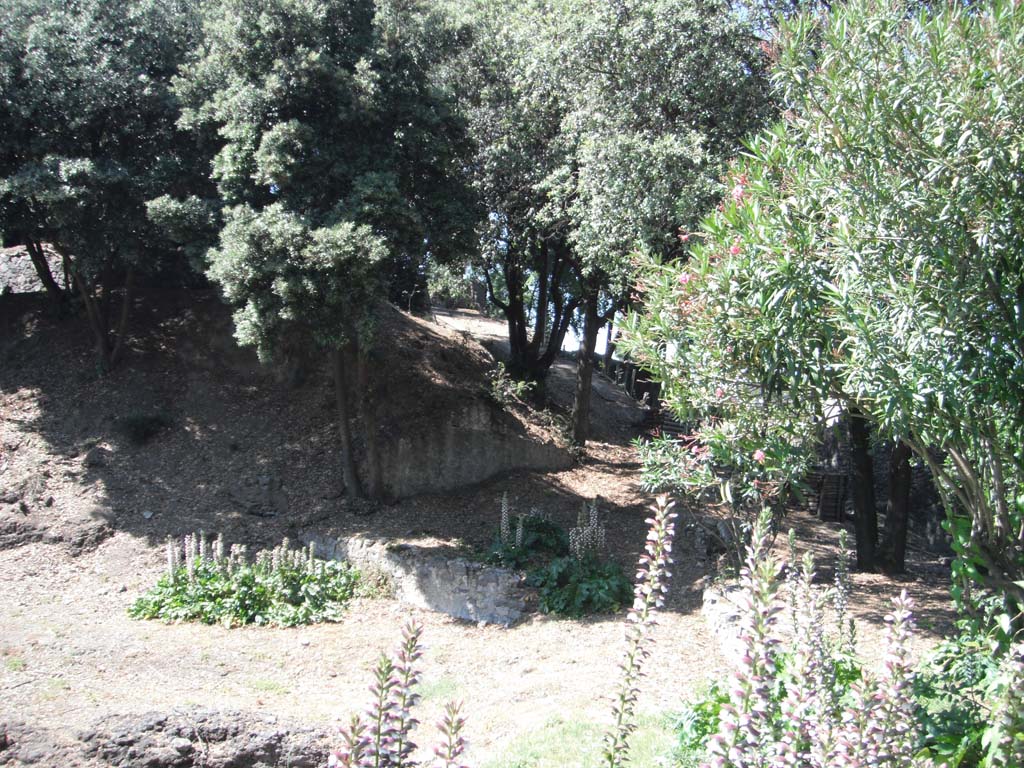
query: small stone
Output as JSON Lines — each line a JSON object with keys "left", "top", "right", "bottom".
{"left": 145, "top": 746, "right": 183, "bottom": 766}
{"left": 18, "top": 747, "right": 46, "bottom": 763}
{"left": 45, "top": 496, "right": 54, "bottom": 507}
{"left": 83, "top": 447, "right": 108, "bottom": 468}
{"left": 477, "top": 620, "right": 488, "bottom": 629}
{"left": 0, "top": 493, "right": 18, "bottom": 504}
{"left": 142, "top": 510, "right": 154, "bottom": 520}
{"left": 169, "top": 737, "right": 193, "bottom": 755}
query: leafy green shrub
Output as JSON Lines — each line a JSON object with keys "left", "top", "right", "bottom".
{"left": 673, "top": 650, "right": 864, "bottom": 757}
{"left": 116, "top": 412, "right": 172, "bottom": 445}
{"left": 130, "top": 534, "right": 359, "bottom": 627}
{"left": 528, "top": 555, "right": 632, "bottom": 617}
{"left": 486, "top": 494, "right": 629, "bottom": 616}
{"left": 673, "top": 680, "right": 730, "bottom": 755}
{"left": 488, "top": 493, "right": 569, "bottom": 569}
{"left": 487, "top": 363, "right": 534, "bottom": 405}
{"left": 911, "top": 624, "right": 1024, "bottom": 768}
{"left": 489, "top": 516, "right": 569, "bottom": 569}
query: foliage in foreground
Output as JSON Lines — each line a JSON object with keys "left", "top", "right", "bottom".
{"left": 624, "top": 0, "right": 1024, "bottom": 620}
{"left": 669, "top": 512, "right": 1024, "bottom": 768}
{"left": 130, "top": 534, "right": 359, "bottom": 627}
{"left": 330, "top": 621, "right": 469, "bottom": 768}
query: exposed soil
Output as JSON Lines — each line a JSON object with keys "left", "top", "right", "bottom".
{"left": 0, "top": 291, "right": 955, "bottom": 765}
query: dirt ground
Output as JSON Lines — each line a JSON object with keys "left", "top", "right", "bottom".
{"left": 0, "top": 292, "right": 955, "bottom": 765}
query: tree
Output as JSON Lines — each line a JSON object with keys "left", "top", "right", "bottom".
{"left": 0, "top": 0, "right": 208, "bottom": 370}
{"left": 440, "top": 0, "right": 582, "bottom": 386}
{"left": 555, "top": 0, "right": 772, "bottom": 444}
{"left": 447, "top": 0, "right": 770, "bottom": 446}
{"left": 625, "top": 0, "right": 1024, "bottom": 608}
{"left": 177, "top": 0, "right": 477, "bottom": 499}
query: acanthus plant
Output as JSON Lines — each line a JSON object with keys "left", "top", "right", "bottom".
{"left": 703, "top": 510, "right": 940, "bottom": 768}
{"left": 603, "top": 494, "right": 679, "bottom": 768}
{"left": 330, "top": 495, "right": 685, "bottom": 768}
{"left": 330, "top": 621, "right": 468, "bottom": 768}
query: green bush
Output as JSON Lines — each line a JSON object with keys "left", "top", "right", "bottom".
{"left": 673, "top": 680, "right": 730, "bottom": 755}
{"left": 913, "top": 629, "right": 1009, "bottom": 767}
{"left": 487, "top": 363, "right": 534, "bottom": 405}
{"left": 130, "top": 535, "right": 360, "bottom": 627}
{"left": 673, "top": 651, "right": 863, "bottom": 756}
{"left": 488, "top": 514, "right": 570, "bottom": 570}
{"left": 528, "top": 555, "right": 632, "bottom": 617}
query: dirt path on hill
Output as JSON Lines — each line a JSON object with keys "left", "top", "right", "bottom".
{"left": 0, "top": 296, "right": 954, "bottom": 766}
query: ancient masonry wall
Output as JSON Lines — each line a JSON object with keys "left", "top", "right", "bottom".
{"left": 300, "top": 530, "right": 528, "bottom": 626}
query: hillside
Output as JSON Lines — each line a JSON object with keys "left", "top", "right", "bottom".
{"left": 0, "top": 288, "right": 953, "bottom": 765}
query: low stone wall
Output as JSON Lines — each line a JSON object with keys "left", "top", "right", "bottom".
{"left": 380, "top": 402, "right": 572, "bottom": 498}
{"left": 301, "top": 530, "right": 528, "bottom": 626}
{"left": 1, "top": 710, "right": 331, "bottom": 767}
{"left": 700, "top": 583, "right": 747, "bottom": 663}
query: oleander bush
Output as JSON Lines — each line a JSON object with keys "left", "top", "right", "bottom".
{"left": 129, "top": 533, "right": 360, "bottom": 627}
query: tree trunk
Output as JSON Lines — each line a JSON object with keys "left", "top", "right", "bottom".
{"left": 108, "top": 267, "right": 134, "bottom": 368}
{"left": 487, "top": 241, "right": 578, "bottom": 386}
{"left": 880, "top": 439, "right": 912, "bottom": 574}
{"left": 356, "top": 346, "right": 383, "bottom": 500}
{"left": 847, "top": 406, "right": 878, "bottom": 571}
{"left": 526, "top": 244, "right": 551, "bottom": 361}
{"left": 24, "top": 240, "right": 64, "bottom": 307}
{"left": 330, "top": 347, "right": 364, "bottom": 500}
{"left": 68, "top": 262, "right": 113, "bottom": 372}
{"left": 571, "top": 295, "right": 601, "bottom": 446}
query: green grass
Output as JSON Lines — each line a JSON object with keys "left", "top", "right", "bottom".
{"left": 5, "top": 657, "right": 26, "bottom": 672}
{"left": 248, "top": 678, "right": 289, "bottom": 695}
{"left": 417, "top": 675, "right": 461, "bottom": 703}
{"left": 483, "top": 713, "right": 679, "bottom": 768}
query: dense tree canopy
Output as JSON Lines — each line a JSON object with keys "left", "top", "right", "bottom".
{"left": 0, "top": 0, "right": 208, "bottom": 369}
{"left": 445, "top": 0, "right": 771, "bottom": 443}
{"left": 440, "top": 0, "right": 581, "bottom": 385}
{"left": 175, "top": 0, "right": 477, "bottom": 498}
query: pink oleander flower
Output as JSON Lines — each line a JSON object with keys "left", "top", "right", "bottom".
{"left": 715, "top": 387, "right": 725, "bottom": 399}
{"left": 679, "top": 271, "right": 695, "bottom": 285}
{"left": 753, "top": 449, "right": 766, "bottom": 464}
{"left": 729, "top": 239, "right": 742, "bottom": 256}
